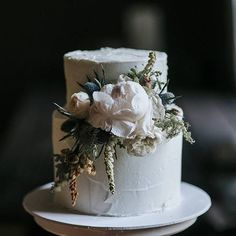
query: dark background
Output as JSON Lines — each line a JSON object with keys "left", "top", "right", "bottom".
{"left": 0, "top": 0, "right": 236, "bottom": 235}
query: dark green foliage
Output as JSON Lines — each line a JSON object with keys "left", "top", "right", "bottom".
{"left": 53, "top": 103, "right": 76, "bottom": 119}
{"left": 159, "top": 92, "right": 175, "bottom": 105}
{"left": 159, "top": 79, "right": 169, "bottom": 94}
{"left": 61, "top": 119, "right": 79, "bottom": 133}
{"left": 53, "top": 104, "right": 112, "bottom": 188}
{"left": 54, "top": 149, "right": 78, "bottom": 184}
{"left": 159, "top": 92, "right": 182, "bottom": 106}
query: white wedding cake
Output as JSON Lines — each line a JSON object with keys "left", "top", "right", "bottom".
{"left": 52, "top": 48, "right": 193, "bottom": 216}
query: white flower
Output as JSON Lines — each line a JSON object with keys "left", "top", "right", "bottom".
{"left": 88, "top": 78, "right": 155, "bottom": 138}
{"left": 124, "top": 135, "right": 161, "bottom": 156}
{"left": 150, "top": 92, "right": 165, "bottom": 121}
{"left": 69, "top": 92, "right": 90, "bottom": 119}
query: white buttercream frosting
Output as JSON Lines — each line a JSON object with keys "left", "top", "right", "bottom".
{"left": 65, "top": 47, "right": 167, "bottom": 63}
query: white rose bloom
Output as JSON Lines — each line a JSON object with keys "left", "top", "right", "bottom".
{"left": 69, "top": 92, "right": 90, "bottom": 119}
{"left": 88, "top": 79, "right": 155, "bottom": 138}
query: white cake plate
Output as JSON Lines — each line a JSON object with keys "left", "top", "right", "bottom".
{"left": 23, "top": 182, "right": 211, "bottom": 236}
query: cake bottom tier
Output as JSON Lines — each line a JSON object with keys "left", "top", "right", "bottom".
{"left": 53, "top": 111, "right": 183, "bottom": 216}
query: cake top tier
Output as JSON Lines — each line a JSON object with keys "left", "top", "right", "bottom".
{"left": 64, "top": 47, "right": 167, "bottom": 63}
{"left": 63, "top": 48, "right": 168, "bottom": 104}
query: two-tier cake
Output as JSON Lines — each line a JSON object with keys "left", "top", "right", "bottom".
{"left": 52, "top": 48, "right": 194, "bottom": 216}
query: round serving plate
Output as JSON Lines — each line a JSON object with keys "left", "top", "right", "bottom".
{"left": 23, "top": 182, "right": 211, "bottom": 235}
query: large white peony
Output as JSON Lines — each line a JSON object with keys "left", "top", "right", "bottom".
{"left": 88, "top": 77, "right": 156, "bottom": 138}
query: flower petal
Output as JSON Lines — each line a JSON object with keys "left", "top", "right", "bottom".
{"left": 101, "top": 84, "right": 114, "bottom": 95}
{"left": 71, "top": 91, "right": 89, "bottom": 101}
{"left": 135, "top": 100, "right": 154, "bottom": 137}
{"left": 131, "top": 94, "right": 149, "bottom": 119}
{"left": 69, "top": 92, "right": 90, "bottom": 119}
{"left": 88, "top": 104, "right": 111, "bottom": 131}
{"left": 93, "top": 91, "right": 114, "bottom": 112}
{"left": 111, "top": 120, "right": 136, "bottom": 138}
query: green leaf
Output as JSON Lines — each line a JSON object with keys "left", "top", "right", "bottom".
{"left": 61, "top": 119, "right": 79, "bottom": 133}
{"left": 53, "top": 103, "right": 75, "bottom": 119}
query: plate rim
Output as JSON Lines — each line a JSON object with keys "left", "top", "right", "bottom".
{"left": 23, "top": 182, "right": 211, "bottom": 230}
